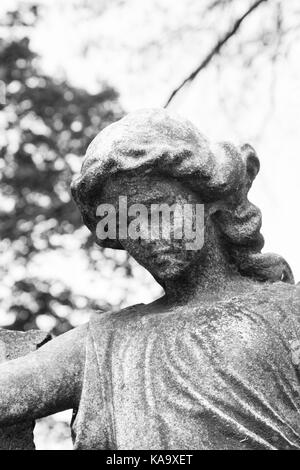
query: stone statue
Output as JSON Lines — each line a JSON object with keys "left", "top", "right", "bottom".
{"left": 0, "top": 108, "right": 299, "bottom": 450}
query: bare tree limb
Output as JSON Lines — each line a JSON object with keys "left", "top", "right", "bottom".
{"left": 164, "top": 0, "right": 269, "bottom": 107}
{"left": 207, "top": 0, "right": 236, "bottom": 13}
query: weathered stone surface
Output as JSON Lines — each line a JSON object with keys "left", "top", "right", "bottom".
{"left": 0, "top": 109, "right": 299, "bottom": 450}
{"left": 71, "top": 108, "right": 293, "bottom": 284}
{"left": 73, "top": 282, "right": 300, "bottom": 450}
{"left": 71, "top": 108, "right": 254, "bottom": 250}
{"left": 69, "top": 109, "right": 299, "bottom": 450}
{"left": 0, "top": 329, "right": 50, "bottom": 450}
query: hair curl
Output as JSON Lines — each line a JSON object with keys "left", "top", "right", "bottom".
{"left": 71, "top": 108, "right": 294, "bottom": 284}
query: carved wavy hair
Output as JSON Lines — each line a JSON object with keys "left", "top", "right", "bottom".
{"left": 71, "top": 108, "right": 294, "bottom": 284}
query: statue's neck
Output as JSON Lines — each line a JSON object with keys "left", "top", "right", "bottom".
{"left": 157, "top": 227, "right": 250, "bottom": 307}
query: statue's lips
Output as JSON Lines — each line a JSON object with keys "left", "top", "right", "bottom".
{"left": 151, "top": 251, "right": 187, "bottom": 267}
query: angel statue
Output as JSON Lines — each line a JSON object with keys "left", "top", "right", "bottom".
{"left": 0, "top": 109, "right": 299, "bottom": 450}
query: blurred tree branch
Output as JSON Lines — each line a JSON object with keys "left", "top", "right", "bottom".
{"left": 165, "top": 0, "right": 268, "bottom": 107}
{"left": 0, "top": 4, "right": 128, "bottom": 334}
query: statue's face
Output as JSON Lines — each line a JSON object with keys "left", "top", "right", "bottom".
{"left": 100, "top": 175, "right": 208, "bottom": 281}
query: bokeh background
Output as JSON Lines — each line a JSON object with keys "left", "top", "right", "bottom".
{"left": 0, "top": 0, "right": 299, "bottom": 449}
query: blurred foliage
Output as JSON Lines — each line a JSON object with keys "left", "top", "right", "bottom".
{"left": 0, "top": 3, "right": 127, "bottom": 334}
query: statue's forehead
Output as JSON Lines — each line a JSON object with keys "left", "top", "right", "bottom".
{"left": 102, "top": 173, "right": 199, "bottom": 203}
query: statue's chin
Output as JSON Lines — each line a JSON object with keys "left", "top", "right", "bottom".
{"left": 151, "top": 257, "right": 190, "bottom": 281}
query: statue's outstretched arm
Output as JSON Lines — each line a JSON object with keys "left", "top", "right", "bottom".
{"left": 0, "top": 324, "right": 87, "bottom": 426}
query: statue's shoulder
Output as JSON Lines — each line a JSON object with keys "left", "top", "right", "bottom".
{"left": 256, "top": 281, "right": 300, "bottom": 308}
{"left": 228, "top": 281, "right": 299, "bottom": 311}
{"left": 90, "top": 303, "right": 147, "bottom": 327}
{"left": 87, "top": 284, "right": 300, "bottom": 338}
{"left": 221, "top": 282, "right": 300, "bottom": 328}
